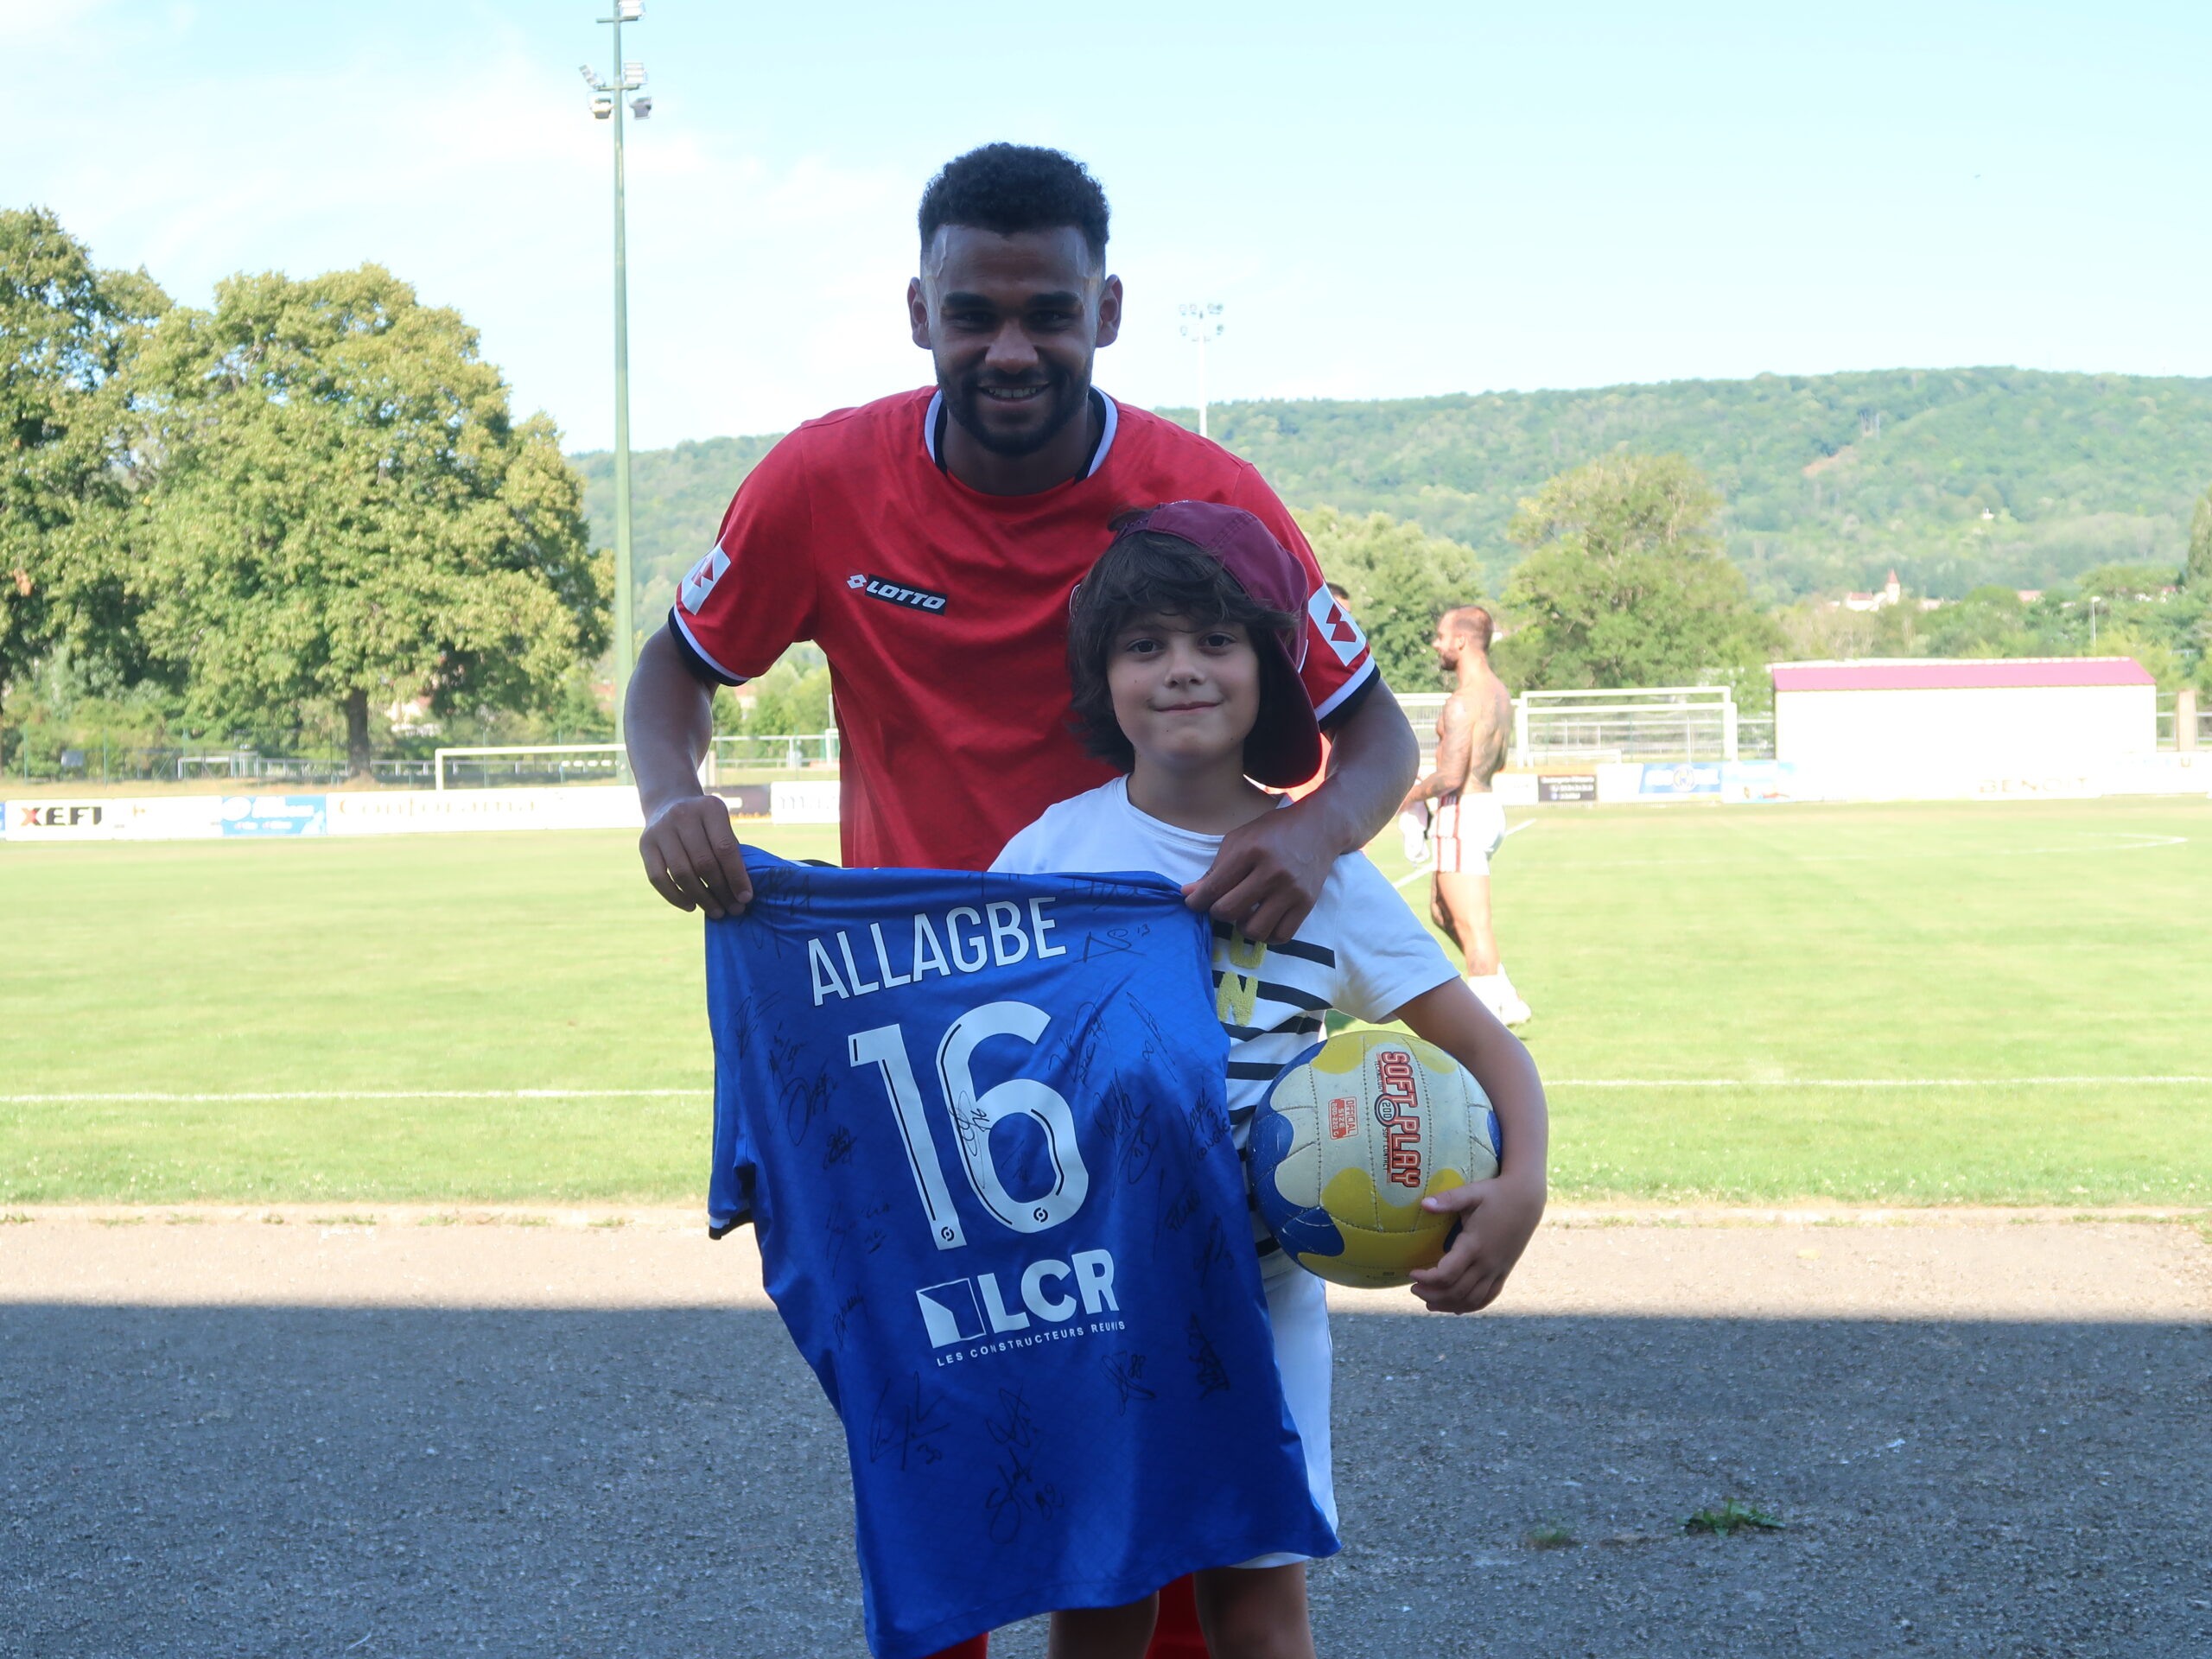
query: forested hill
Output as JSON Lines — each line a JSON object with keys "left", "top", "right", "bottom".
{"left": 575, "top": 366, "right": 2212, "bottom": 616}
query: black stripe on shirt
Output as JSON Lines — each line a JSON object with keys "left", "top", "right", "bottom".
{"left": 1222, "top": 1014, "right": 1325, "bottom": 1042}
{"left": 1211, "top": 923, "right": 1336, "bottom": 969}
{"left": 1227, "top": 1061, "right": 1283, "bottom": 1080}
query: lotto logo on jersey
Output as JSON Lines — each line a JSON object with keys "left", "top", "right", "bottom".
{"left": 849, "top": 572, "right": 950, "bottom": 613}
{"left": 1307, "top": 587, "right": 1368, "bottom": 667}
{"left": 915, "top": 1250, "right": 1121, "bottom": 1348}
{"left": 681, "top": 546, "right": 729, "bottom": 613}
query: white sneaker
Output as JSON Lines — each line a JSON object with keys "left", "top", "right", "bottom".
{"left": 1493, "top": 968, "right": 1533, "bottom": 1027}
{"left": 1466, "top": 972, "right": 1533, "bottom": 1027}
{"left": 1398, "top": 805, "right": 1433, "bottom": 866}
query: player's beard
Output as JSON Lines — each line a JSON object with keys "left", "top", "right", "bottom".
{"left": 943, "top": 365, "right": 1089, "bottom": 459}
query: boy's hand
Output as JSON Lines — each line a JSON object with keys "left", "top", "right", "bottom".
{"left": 1407, "top": 1173, "right": 1546, "bottom": 1314}
{"left": 639, "top": 796, "right": 753, "bottom": 919}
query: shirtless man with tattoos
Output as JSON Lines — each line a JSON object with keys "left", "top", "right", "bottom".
{"left": 1401, "top": 605, "right": 1530, "bottom": 1025}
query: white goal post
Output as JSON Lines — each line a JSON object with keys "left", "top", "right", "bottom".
{"left": 1510, "top": 687, "right": 1738, "bottom": 767}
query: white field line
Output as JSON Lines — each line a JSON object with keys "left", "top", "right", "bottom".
{"left": 10, "top": 1074, "right": 2209, "bottom": 1105}
{"left": 1550, "top": 1076, "right": 2212, "bottom": 1089}
{"left": 2, "top": 1089, "right": 705, "bottom": 1104}
{"left": 1524, "top": 830, "right": 2187, "bottom": 871}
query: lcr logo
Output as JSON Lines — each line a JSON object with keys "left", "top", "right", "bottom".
{"left": 915, "top": 1249, "right": 1119, "bottom": 1347}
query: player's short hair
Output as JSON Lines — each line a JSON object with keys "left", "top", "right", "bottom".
{"left": 918, "top": 144, "right": 1110, "bottom": 264}
{"left": 1067, "top": 523, "right": 1299, "bottom": 773}
{"left": 1440, "top": 604, "right": 1495, "bottom": 652}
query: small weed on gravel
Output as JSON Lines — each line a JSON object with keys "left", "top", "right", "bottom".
{"left": 1684, "top": 1499, "right": 1784, "bottom": 1536}
{"left": 1, "top": 1211, "right": 33, "bottom": 1224}
{"left": 310, "top": 1214, "right": 378, "bottom": 1228}
{"left": 1523, "top": 1522, "right": 1578, "bottom": 1549}
{"left": 589, "top": 1217, "right": 632, "bottom": 1230}
{"left": 416, "top": 1211, "right": 461, "bottom": 1227}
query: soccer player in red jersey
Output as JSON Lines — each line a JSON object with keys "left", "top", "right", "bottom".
{"left": 626, "top": 144, "right": 1419, "bottom": 1659}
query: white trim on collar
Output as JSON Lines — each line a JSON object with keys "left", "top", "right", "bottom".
{"left": 920, "top": 388, "right": 1119, "bottom": 477}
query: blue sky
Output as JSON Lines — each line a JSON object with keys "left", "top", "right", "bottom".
{"left": 7, "top": 1, "right": 2207, "bottom": 450}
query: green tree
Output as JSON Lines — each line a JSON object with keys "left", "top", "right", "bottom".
{"left": 1921, "top": 585, "right": 2033, "bottom": 657}
{"left": 1494, "top": 454, "right": 1778, "bottom": 690}
{"left": 130, "top": 264, "right": 604, "bottom": 772}
{"left": 1293, "top": 505, "right": 1483, "bottom": 690}
{"left": 0, "top": 208, "right": 168, "bottom": 693}
{"left": 2187, "top": 486, "right": 2212, "bottom": 591}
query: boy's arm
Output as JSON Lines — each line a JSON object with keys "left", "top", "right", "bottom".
{"left": 1389, "top": 977, "right": 1548, "bottom": 1313}
{"left": 1185, "top": 681, "right": 1419, "bottom": 943}
{"left": 628, "top": 627, "right": 753, "bottom": 919}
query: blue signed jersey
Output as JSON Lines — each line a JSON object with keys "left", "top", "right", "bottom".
{"left": 706, "top": 854, "right": 1337, "bottom": 1658}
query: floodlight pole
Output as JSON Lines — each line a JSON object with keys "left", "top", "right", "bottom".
{"left": 1179, "top": 302, "right": 1224, "bottom": 439}
{"left": 585, "top": 5, "right": 646, "bottom": 761}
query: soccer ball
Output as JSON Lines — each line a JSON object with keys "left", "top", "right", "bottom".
{"left": 1249, "top": 1027, "right": 1501, "bottom": 1289}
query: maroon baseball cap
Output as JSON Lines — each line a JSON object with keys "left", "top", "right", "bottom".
{"left": 1105, "top": 500, "right": 1322, "bottom": 788}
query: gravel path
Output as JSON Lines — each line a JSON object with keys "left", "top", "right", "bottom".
{"left": 3, "top": 1209, "right": 2207, "bottom": 1657}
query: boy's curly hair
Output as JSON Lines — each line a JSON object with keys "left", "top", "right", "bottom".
{"left": 1066, "top": 520, "right": 1299, "bottom": 774}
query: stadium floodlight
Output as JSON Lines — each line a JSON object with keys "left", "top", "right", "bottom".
{"left": 582, "top": 2, "right": 650, "bottom": 763}
{"left": 1178, "top": 302, "right": 1226, "bottom": 439}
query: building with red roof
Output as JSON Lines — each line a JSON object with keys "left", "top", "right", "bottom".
{"left": 1771, "top": 658, "right": 2156, "bottom": 771}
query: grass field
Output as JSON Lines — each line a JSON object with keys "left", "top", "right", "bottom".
{"left": 4, "top": 795, "right": 2207, "bottom": 1206}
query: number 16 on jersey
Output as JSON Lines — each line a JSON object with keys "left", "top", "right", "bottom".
{"left": 848, "top": 999, "right": 1092, "bottom": 1252}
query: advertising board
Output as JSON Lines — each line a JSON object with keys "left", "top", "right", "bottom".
{"left": 1535, "top": 773, "right": 1599, "bottom": 804}
{"left": 2, "top": 797, "right": 226, "bottom": 841}
{"left": 1638, "top": 762, "right": 1724, "bottom": 798}
{"left": 771, "top": 780, "right": 842, "bottom": 824}
{"left": 325, "top": 787, "right": 643, "bottom": 836}
{"left": 219, "top": 795, "right": 327, "bottom": 836}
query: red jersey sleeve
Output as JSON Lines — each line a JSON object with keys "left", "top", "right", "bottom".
{"left": 1226, "top": 466, "right": 1378, "bottom": 722}
{"left": 667, "top": 437, "right": 819, "bottom": 684}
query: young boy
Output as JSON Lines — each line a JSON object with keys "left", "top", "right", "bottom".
{"left": 991, "top": 502, "right": 1549, "bottom": 1659}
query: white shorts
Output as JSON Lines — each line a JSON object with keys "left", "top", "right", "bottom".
{"left": 1432, "top": 792, "right": 1506, "bottom": 875}
{"left": 1234, "top": 1263, "right": 1336, "bottom": 1568}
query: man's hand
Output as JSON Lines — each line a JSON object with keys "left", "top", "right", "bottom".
{"left": 1183, "top": 682, "right": 1419, "bottom": 941}
{"left": 638, "top": 798, "right": 753, "bottom": 919}
{"left": 1407, "top": 1172, "right": 1546, "bottom": 1314}
{"left": 1182, "top": 801, "right": 1335, "bottom": 943}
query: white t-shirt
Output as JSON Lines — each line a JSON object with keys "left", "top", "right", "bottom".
{"left": 992, "top": 777, "right": 1459, "bottom": 1271}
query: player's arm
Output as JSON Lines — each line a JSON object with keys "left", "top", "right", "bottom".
{"left": 1389, "top": 977, "right": 1548, "bottom": 1314}
{"left": 1401, "top": 696, "right": 1473, "bottom": 811}
{"left": 628, "top": 628, "right": 752, "bottom": 918}
{"left": 1185, "top": 681, "right": 1419, "bottom": 944}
